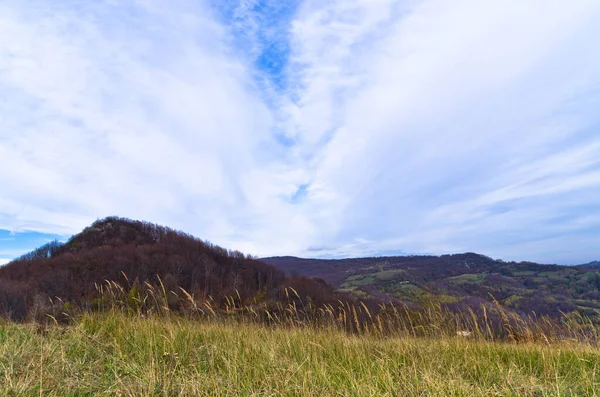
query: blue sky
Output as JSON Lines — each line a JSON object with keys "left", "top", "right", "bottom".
{"left": 1, "top": 0, "right": 600, "bottom": 266}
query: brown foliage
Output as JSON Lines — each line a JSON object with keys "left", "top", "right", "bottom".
{"left": 0, "top": 217, "right": 305, "bottom": 320}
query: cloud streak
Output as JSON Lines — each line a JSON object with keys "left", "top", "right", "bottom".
{"left": 278, "top": 0, "right": 600, "bottom": 263}
{"left": 0, "top": 1, "right": 274, "bottom": 238}
{"left": 1, "top": 0, "right": 600, "bottom": 264}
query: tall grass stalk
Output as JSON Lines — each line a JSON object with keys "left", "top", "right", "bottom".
{"left": 5, "top": 277, "right": 600, "bottom": 395}
{"left": 1, "top": 312, "right": 600, "bottom": 396}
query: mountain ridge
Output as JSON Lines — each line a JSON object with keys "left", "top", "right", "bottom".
{"left": 263, "top": 253, "right": 600, "bottom": 317}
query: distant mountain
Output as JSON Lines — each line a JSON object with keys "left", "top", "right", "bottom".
{"left": 578, "top": 261, "right": 600, "bottom": 269}
{"left": 263, "top": 254, "right": 600, "bottom": 317}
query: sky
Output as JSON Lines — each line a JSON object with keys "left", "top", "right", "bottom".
{"left": 1, "top": 0, "right": 600, "bottom": 266}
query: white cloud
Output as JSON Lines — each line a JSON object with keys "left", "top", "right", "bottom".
{"left": 281, "top": 0, "right": 600, "bottom": 263}
{"left": 1, "top": 0, "right": 600, "bottom": 264}
{"left": 0, "top": 1, "right": 283, "bottom": 244}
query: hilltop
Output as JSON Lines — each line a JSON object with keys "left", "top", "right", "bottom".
{"left": 0, "top": 217, "right": 335, "bottom": 321}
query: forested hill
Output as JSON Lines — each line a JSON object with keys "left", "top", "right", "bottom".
{"left": 2, "top": 217, "right": 598, "bottom": 322}
{"left": 0, "top": 217, "right": 334, "bottom": 320}
{"left": 263, "top": 254, "right": 600, "bottom": 317}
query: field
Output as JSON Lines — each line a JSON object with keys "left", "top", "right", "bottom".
{"left": 2, "top": 226, "right": 600, "bottom": 396}
{"left": 1, "top": 313, "right": 600, "bottom": 396}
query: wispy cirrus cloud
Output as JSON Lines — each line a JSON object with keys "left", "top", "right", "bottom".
{"left": 1, "top": 0, "right": 600, "bottom": 264}
{"left": 0, "top": 1, "right": 280, "bottom": 246}
{"left": 275, "top": 0, "right": 600, "bottom": 263}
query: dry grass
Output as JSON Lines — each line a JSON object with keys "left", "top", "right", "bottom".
{"left": 3, "top": 280, "right": 600, "bottom": 395}
{"left": 85, "top": 280, "right": 600, "bottom": 344}
{"left": 1, "top": 312, "right": 600, "bottom": 396}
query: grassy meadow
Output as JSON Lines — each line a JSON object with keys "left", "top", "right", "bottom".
{"left": 1, "top": 312, "right": 600, "bottom": 396}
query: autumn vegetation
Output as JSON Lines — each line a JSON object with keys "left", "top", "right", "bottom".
{"left": 1, "top": 217, "right": 600, "bottom": 395}
{"left": 0, "top": 217, "right": 337, "bottom": 322}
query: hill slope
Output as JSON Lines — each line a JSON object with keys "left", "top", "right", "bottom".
{"left": 263, "top": 254, "right": 600, "bottom": 317}
{"left": 0, "top": 217, "right": 333, "bottom": 320}
{"left": 579, "top": 260, "right": 600, "bottom": 269}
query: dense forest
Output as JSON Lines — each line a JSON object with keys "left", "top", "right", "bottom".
{"left": 0, "top": 217, "right": 336, "bottom": 321}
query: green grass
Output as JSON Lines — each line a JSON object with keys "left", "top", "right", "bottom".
{"left": 342, "top": 270, "right": 407, "bottom": 288}
{"left": 537, "top": 270, "right": 578, "bottom": 279}
{"left": 389, "top": 283, "right": 425, "bottom": 300}
{"left": 513, "top": 271, "right": 537, "bottom": 277}
{"left": 1, "top": 313, "right": 600, "bottom": 396}
{"left": 368, "top": 269, "right": 406, "bottom": 280}
{"left": 341, "top": 274, "right": 377, "bottom": 287}
{"left": 448, "top": 273, "right": 488, "bottom": 284}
